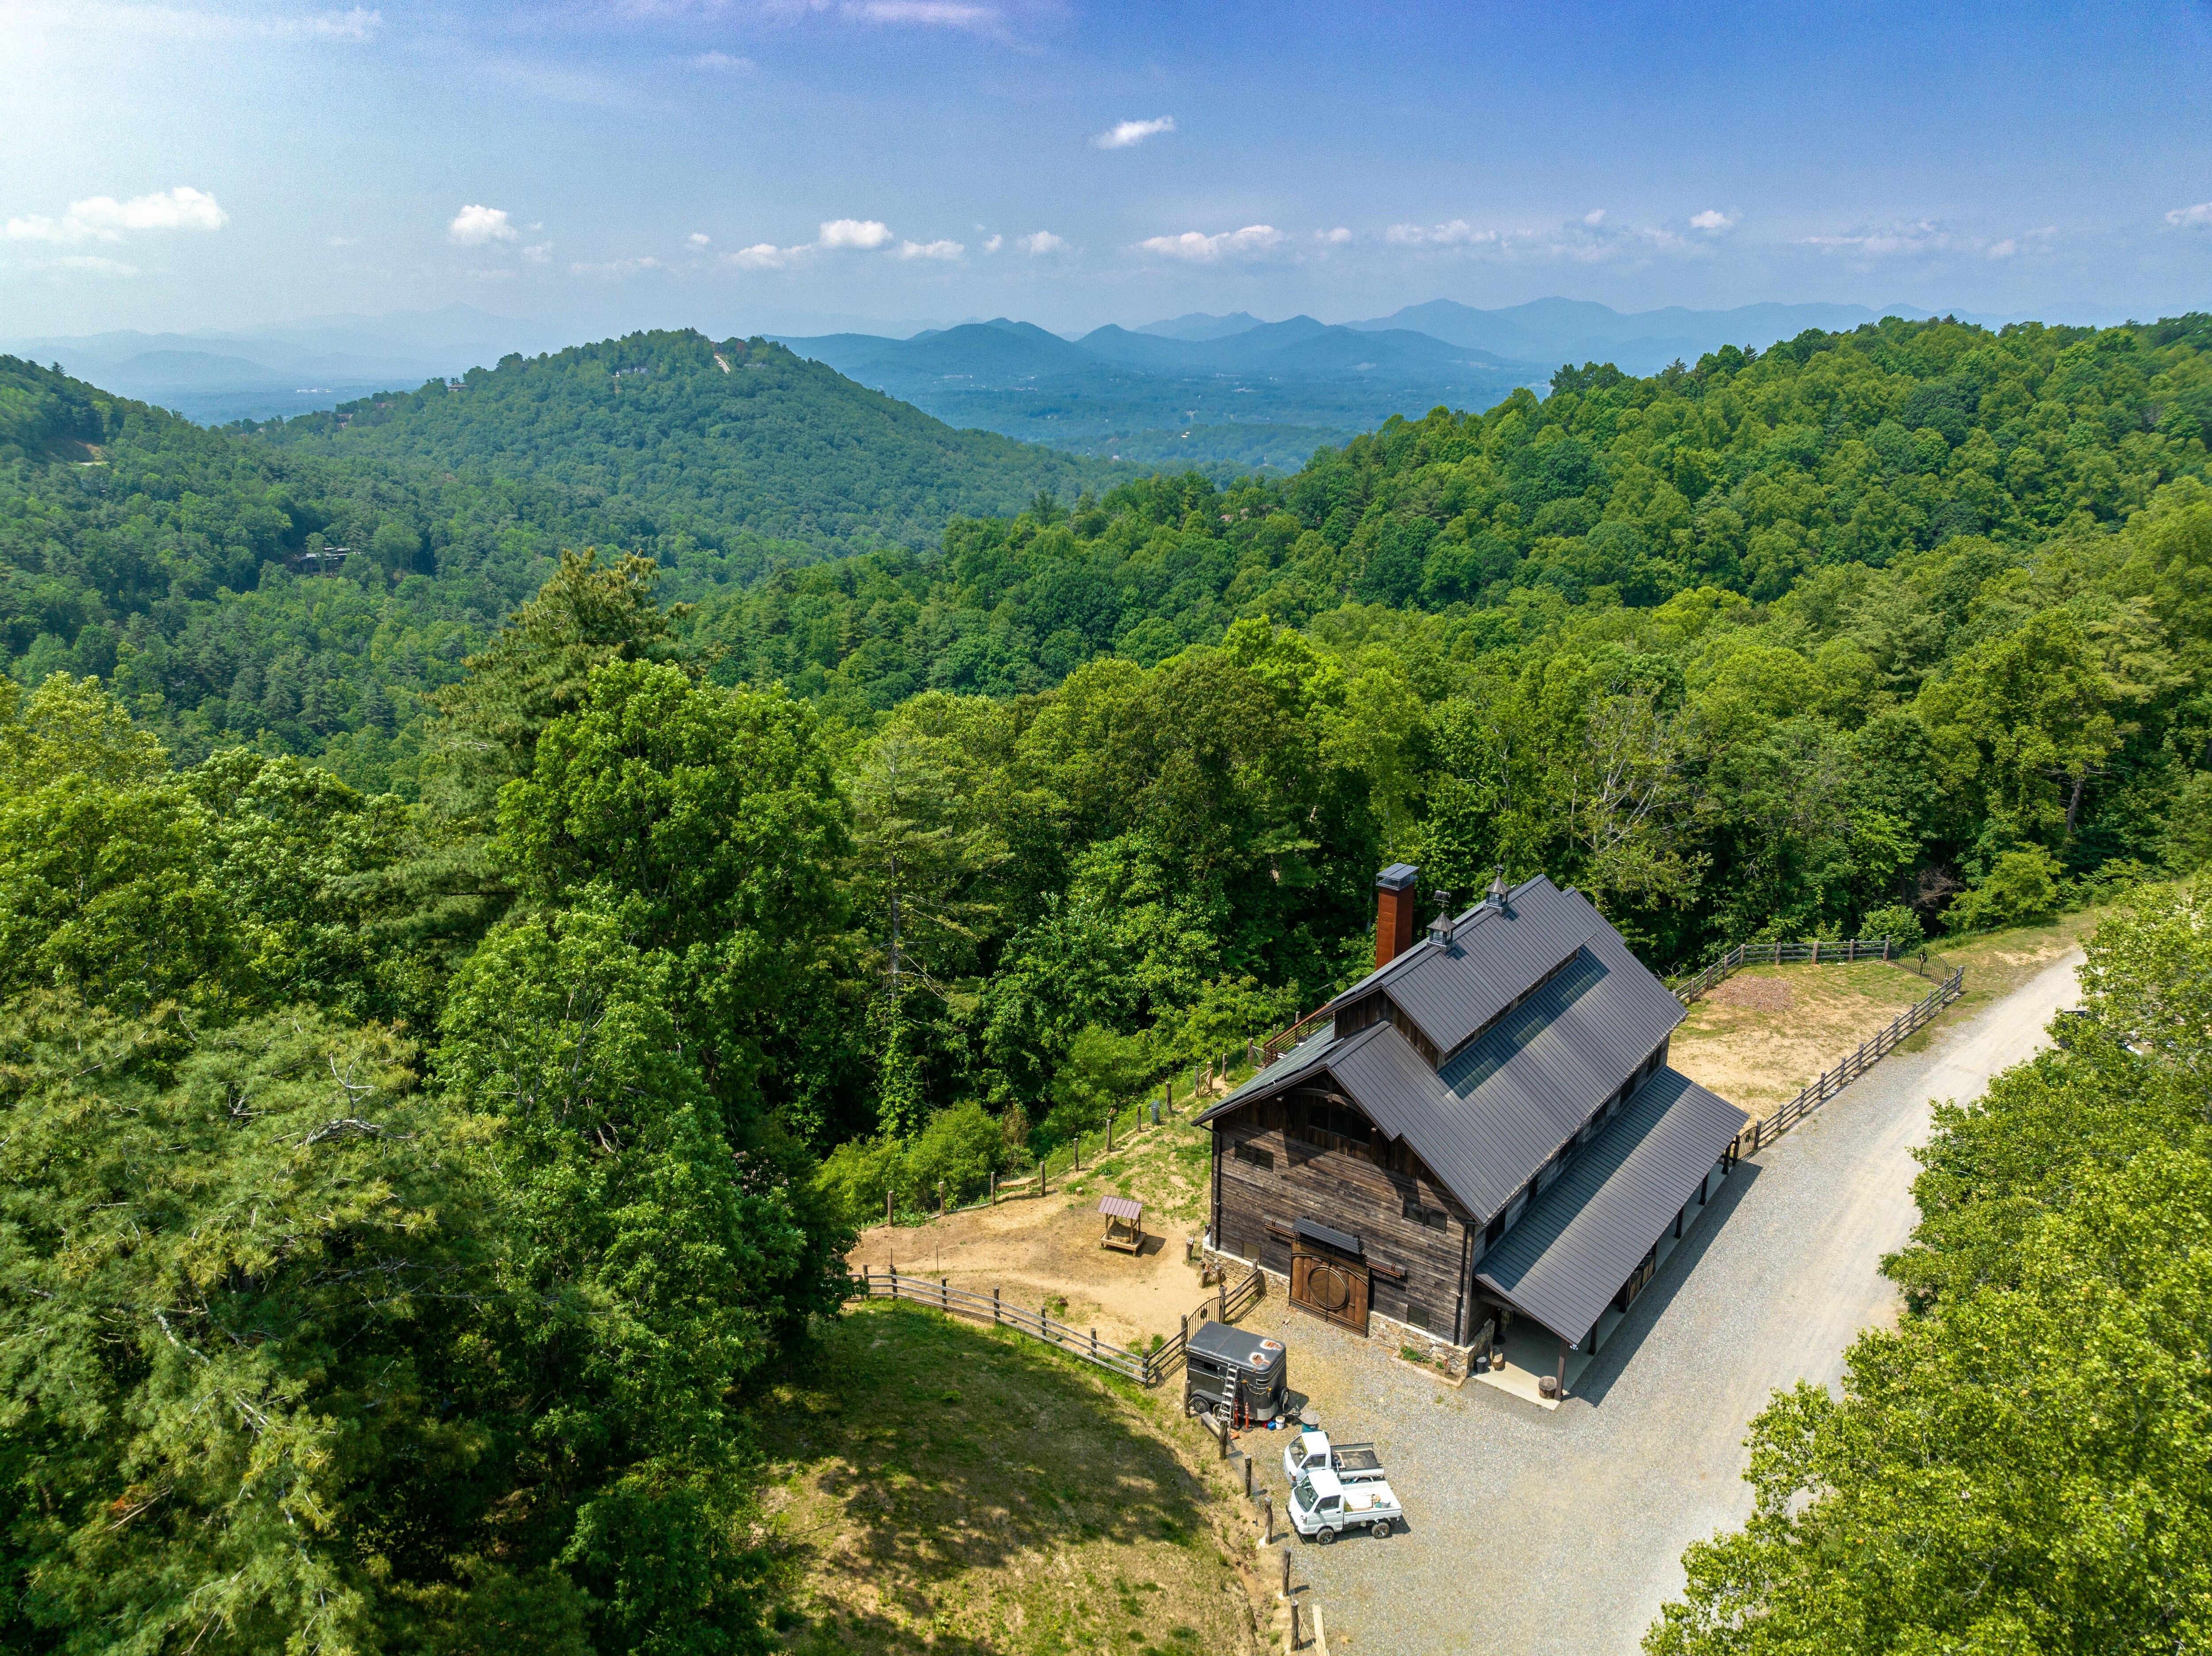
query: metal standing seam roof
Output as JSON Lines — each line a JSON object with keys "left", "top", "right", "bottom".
{"left": 1197, "top": 880, "right": 1691, "bottom": 1226}
{"left": 1321, "top": 876, "right": 1602, "bottom": 1058}
{"left": 1474, "top": 1067, "right": 1749, "bottom": 1346}
{"left": 1098, "top": 1195, "right": 1144, "bottom": 1222}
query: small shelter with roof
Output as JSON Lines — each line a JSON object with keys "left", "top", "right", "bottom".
{"left": 1097, "top": 1194, "right": 1145, "bottom": 1254}
{"left": 1196, "top": 864, "right": 1748, "bottom": 1389}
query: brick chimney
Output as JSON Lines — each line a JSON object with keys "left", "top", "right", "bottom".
{"left": 1374, "top": 863, "right": 1419, "bottom": 968}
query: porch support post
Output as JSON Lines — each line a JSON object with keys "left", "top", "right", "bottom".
{"left": 1555, "top": 1336, "right": 1567, "bottom": 1396}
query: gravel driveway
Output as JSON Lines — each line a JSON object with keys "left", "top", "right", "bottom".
{"left": 1237, "top": 951, "right": 2085, "bottom": 1656}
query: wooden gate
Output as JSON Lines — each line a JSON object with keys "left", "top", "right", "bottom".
{"left": 1290, "top": 1243, "right": 1370, "bottom": 1335}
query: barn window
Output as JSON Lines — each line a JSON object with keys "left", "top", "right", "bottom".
{"left": 1233, "top": 1142, "right": 1275, "bottom": 1170}
{"left": 1402, "top": 1199, "right": 1448, "bottom": 1232}
{"left": 1403, "top": 1302, "right": 1432, "bottom": 1330}
{"left": 1289, "top": 1099, "right": 1374, "bottom": 1159}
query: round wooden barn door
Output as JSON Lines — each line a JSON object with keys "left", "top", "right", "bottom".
{"left": 1306, "top": 1261, "right": 1352, "bottom": 1312}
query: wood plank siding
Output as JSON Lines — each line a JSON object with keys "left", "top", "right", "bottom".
{"left": 1213, "top": 1090, "right": 1473, "bottom": 1342}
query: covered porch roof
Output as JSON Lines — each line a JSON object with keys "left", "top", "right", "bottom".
{"left": 1474, "top": 1068, "right": 1748, "bottom": 1349}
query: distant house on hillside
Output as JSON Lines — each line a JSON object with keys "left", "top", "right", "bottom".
{"left": 1198, "top": 865, "right": 1747, "bottom": 1388}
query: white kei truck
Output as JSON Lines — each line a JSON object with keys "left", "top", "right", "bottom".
{"left": 1282, "top": 1429, "right": 1386, "bottom": 1487}
{"left": 1286, "top": 1465, "right": 1403, "bottom": 1543}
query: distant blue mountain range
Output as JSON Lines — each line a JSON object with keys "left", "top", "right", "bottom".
{"left": 12, "top": 296, "right": 2131, "bottom": 467}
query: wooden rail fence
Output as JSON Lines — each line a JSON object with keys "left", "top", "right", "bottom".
{"left": 849, "top": 1262, "right": 1266, "bottom": 1388}
{"left": 1672, "top": 935, "right": 1908, "bottom": 1004}
{"left": 1730, "top": 966, "right": 1965, "bottom": 1157}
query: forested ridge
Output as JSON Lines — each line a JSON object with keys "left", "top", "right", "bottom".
{"left": 0, "top": 338, "right": 1116, "bottom": 788}
{"left": 250, "top": 330, "right": 1122, "bottom": 555}
{"left": 2, "top": 311, "right": 2211, "bottom": 1652}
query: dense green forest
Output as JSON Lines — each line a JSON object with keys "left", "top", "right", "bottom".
{"left": 250, "top": 331, "right": 1121, "bottom": 553}
{"left": 3, "top": 312, "right": 2211, "bottom": 1652}
{"left": 0, "top": 341, "right": 1114, "bottom": 783}
{"left": 1650, "top": 888, "right": 2212, "bottom": 1654}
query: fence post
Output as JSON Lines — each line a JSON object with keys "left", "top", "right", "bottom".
{"left": 1883, "top": 936, "right": 1892, "bottom": 960}
{"left": 1218, "top": 1277, "right": 1227, "bottom": 1322}
{"left": 1244, "top": 1457, "right": 1253, "bottom": 1498}
{"left": 941, "top": 1278, "right": 950, "bottom": 1311}
{"left": 1774, "top": 940, "right": 1781, "bottom": 964}
{"left": 1281, "top": 1545, "right": 1291, "bottom": 1597}
{"left": 989, "top": 1170, "right": 996, "bottom": 1204}
{"left": 1091, "top": 1328, "right": 1098, "bottom": 1358}
{"left": 886, "top": 1190, "right": 894, "bottom": 1227}
{"left": 993, "top": 1286, "right": 1001, "bottom": 1324}
{"left": 939, "top": 1181, "right": 947, "bottom": 1219}
{"left": 1290, "top": 1600, "right": 1301, "bottom": 1649}
{"left": 1812, "top": 938, "right": 1820, "bottom": 964}
{"left": 1106, "top": 1115, "right": 1114, "bottom": 1154}
{"left": 1074, "top": 1134, "right": 1082, "bottom": 1171}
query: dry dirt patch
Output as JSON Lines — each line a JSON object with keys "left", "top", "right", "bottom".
{"left": 1707, "top": 974, "right": 1794, "bottom": 1012}
{"left": 1670, "top": 960, "right": 1933, "bottom": 1109}
{"left": 849, "top": 1118, "right": 1222, "bottom": 1352}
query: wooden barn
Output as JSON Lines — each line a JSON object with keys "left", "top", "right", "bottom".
{"left": 1198, "top": 865, "right": 1749, "bottom": 1380}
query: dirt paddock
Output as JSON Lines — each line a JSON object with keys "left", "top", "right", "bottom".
{"left": 850, "top": 1182, "right": 1214, "bottom": 1352}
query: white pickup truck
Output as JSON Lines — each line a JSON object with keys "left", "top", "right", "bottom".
{"left": 1282, "top": 1429, "right": 1386, "bottom": 1487}
{"left": 1287, "top": 1466, "right": 1402, "bottom": 1543}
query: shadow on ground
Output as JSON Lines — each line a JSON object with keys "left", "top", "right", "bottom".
{"left": 754, "top": 1299, "right": 1246, "bottom": 1655}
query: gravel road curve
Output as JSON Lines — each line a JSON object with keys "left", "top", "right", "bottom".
{"left": 1240, "top": 951, "right": 2086, "bottom": 1656}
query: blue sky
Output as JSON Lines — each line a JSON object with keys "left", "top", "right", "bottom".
{"left": 4, "top": 0, "right": 2209, "bottom": 338}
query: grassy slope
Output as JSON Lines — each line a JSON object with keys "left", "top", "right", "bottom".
{"left": 757, "top": 1300, "right": 1258, "bottom": 1656}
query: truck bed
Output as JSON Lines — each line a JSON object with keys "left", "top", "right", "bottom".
{"left": 1331, "top": 1443, "right": 1382, "bottom": 1474}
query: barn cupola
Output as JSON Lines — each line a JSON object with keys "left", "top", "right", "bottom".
{"left": 1374, "top": 863, "right": 1419, "bottom": 967}
{"left": 1427, "top": 889, "right": 1457, "bottom": 946}
{"left": 1484, "top": 865, "right": 1510, "bottom": 911}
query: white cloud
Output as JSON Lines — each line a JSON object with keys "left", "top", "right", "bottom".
{"left": 569, "top": 256, "right": 662, "bottom": 277}
{"left": 522, "top": 241, "right": 554, "bottom": 263}
{"left": 1690, "top": 208, "right": 1736, "bottom": 232}
{"left": 1094, "top": 116, "right": 1174, "bottom": 150}
{"left": 277, "top": 7, "right": 380, "bottom": 40}
{"left": 1800, "top": 220, "right": 1959, "bottom": 257}
{"left": 843, "top": 0, "right": 999, "bottom": 30}
{"left": 327, "top": 234, "right": 361, "bottom": 247}
{"left": 2166, "top": 201, "right": 2212, "bottom": 229}
{"left": 1384, "top": 218, "right": 1494, "bottom": 247}
{"left": 1135, "top": 224, "right": 1283, "bottom": 262}
{"left": 1385, "top": 211, "right": 1718, "bottom": 264}
{"left": 1017, "top": 230, "right": 1065, "bottom": 255}
{"left": 5, "top": 186, "right": 228, "bottom": 244}
{"left": 1314, "top": 226, "right": 1352, "bottom": 245}
{"left": 983, "top": 233, "right": 1004, "bottom": 253}
{"left": 723, "top": 216, "right": 966, "bottom": 269}
{"left": 817, "top": 217, "right": 893, "bottom": 249}
{"left": 55, "top": 254, "right": 139, "bottom": 277}
{"left": 687, "top": 232, "right": 712, "bottom": 248}
{"left": 690, "top": 50, "right": 755, "bottom": 70}
{"left": 448, "top": 204, "right": 518, "bottom": 245}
